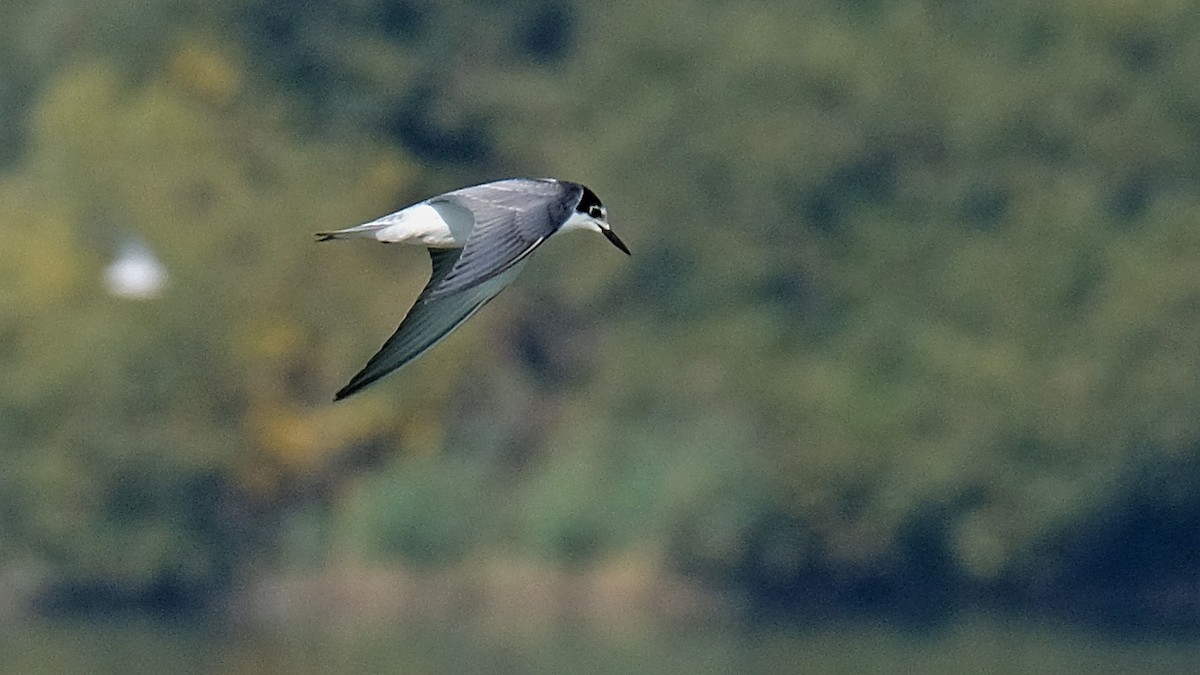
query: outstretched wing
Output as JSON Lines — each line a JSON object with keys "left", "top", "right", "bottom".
{"left": 424, "top": 179, "right": 581, "bottom": 300}
{"left": 334, "top": 248, "right": 524, "bottom": 400}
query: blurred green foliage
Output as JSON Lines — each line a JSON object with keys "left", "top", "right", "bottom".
{"left": 3, "top": 0, "right": 1200, "bottom": 621}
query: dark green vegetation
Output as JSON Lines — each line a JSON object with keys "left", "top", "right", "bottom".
{"left": 3, "top": 0, "right": 1200, "bottom": 630}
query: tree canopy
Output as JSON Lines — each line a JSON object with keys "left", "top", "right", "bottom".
{"left": 3, "top": 0, "right": 1200, "bottom": 623}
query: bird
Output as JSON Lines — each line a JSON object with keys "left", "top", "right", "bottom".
{"left": 317, "top": 178, "right": 630, "bottom": 401}
{"left": 103, "top": 235, "right": 168, "bottom": 300}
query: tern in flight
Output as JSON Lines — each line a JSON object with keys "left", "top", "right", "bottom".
{"left": 318, "top": 178, "right": 630, "bottom": 400}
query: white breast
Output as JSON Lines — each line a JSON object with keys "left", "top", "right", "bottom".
{"left": 367, "top": 203, "right": 459, "bottom": 247}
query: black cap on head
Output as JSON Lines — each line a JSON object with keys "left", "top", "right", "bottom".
{"left": 577, "top": 185, "right": 604, "bottom": 214}
{"left": 571, "top": 182, "right": 629, "bottom": 254}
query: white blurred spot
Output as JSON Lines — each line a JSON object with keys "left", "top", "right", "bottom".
{"left": 104, "top": 241, "right": 168, "bottom": 300}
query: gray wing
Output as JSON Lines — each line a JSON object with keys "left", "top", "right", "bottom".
{"left": 424, "top": 179, "right": 582, "bottom": 300}
{"left": 334, "top": 248, "right": 523, "bottom": 400}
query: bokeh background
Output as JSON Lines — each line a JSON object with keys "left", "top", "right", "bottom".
{"left": 4, "top": 0, "right": 1200, "bottom": 671}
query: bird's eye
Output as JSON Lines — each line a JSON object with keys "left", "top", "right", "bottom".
{"left": 588, "top": 205, "right": 604, "bottom": 218}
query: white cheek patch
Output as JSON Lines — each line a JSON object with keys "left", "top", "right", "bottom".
{"left": 559, "top": 210, "right": 604, "bottom": 234}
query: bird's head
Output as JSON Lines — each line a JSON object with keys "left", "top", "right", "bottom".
{"left": 564, "top": 185, "right": 630, "bottom": 255}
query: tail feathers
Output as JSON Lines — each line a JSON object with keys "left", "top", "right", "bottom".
{"left": 315, "top": 222, "right": 391, "bottom": 242}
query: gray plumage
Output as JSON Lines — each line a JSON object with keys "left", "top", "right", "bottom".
{"left": 322, "top": 178, "right": 628, "bottom": 401}
{"left": 425, "top": 179, "right": 583, "bottom": 299}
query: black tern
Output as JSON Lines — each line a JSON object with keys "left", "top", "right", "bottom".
{"left": 318, "top": 178, "right": 630, "bottom": 400}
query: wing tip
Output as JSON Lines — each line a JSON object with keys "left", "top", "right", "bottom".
{"left": 333, "top": 374, "right": 375, "bottom": 401}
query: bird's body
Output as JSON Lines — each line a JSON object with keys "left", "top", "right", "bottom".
{"left": 318, "top": 178, "right": 629, "bottom": 400}
{"left": 321, "top": 203, "right": 465, "bottom": 247}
